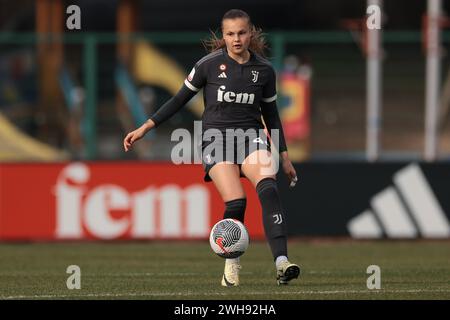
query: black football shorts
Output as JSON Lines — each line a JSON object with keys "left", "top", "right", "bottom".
{"left": 199, "top": 128, "right": 271, "bottom": 182}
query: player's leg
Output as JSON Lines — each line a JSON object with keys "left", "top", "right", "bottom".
{"left": 209, "top": 162, "right": 247, "bottom": 221}
{"left": 241, "top": 149, "right": 300, "bottom": 285}
{"left": 209, "top": 162, "right": 246, "bottom": 287}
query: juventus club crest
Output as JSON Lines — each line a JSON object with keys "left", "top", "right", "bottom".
{"left": 251, "top": 71, "right": 259, "bottom": 83}
{"left": 273, "top": 213, "right": 283, "bottom": 225}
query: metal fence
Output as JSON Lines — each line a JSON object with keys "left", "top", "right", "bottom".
{"left": 1, "top": 31, "right": 449, "bottom": 161}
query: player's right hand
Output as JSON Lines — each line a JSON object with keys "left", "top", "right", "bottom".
{"left": 124, "top": 119, "right": 155, "bottom": 152}
{"left": 123, "top": 126, "right": 147, "bottom": 152}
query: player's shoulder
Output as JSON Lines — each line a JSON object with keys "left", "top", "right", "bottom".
{"left": 196, "top": 49, "right": 224, "bottom": 67}
{"left": 253, "top": 52, "right": 274, "bottom": 70}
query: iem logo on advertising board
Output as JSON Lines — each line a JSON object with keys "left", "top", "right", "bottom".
{"left": 54, "top": 163, "right": 209, "bottom": 239}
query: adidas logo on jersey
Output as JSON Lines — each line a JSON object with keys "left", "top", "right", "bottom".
{"left": 218, "top": 72, "right": 227, "bottom": 78}
{"left": 217, "top": 85, "right": 255, "bottom": 104}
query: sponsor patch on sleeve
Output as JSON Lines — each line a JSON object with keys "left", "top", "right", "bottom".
{"left": 187, "top": 67, "right": 196, "bottom": 82}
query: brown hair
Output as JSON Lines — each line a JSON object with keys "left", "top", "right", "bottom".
{"left": 202, "top": 9, "right": 268, "bottom": 57}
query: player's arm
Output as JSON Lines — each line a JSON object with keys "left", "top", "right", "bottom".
{"left": 146, "top": 86, "right": 197, "bottom": 128}
{"left": 260, "top": 67, "right": 298, "bottom": 187}
{"left": 124, "top": 61, "right": 206, "bottom": 151}
{"left": 124, "top": 85, "right": 196, "bottom": 151}
{"left": 261, "top": 99, "right": 298, "bottom": 187}
{"left": 148, "top": 61, "right": 206, "bottom": 128}
{"left": 260, "top": 66, "right": 288, "bottom": 155}
{"left": 261, "top": 99, "right": 287, "bottom": 154}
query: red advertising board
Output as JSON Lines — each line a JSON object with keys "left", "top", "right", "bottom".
{"left": 0, "top": 162, "right": 265, "bottom": 240}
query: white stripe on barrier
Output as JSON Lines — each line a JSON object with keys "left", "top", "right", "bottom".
{"left": 394, "top": 164, "right": 450, "bottom": 238}
{"left": 347, "top": 210, "right": 382, "bottom": 238}
{"left": 371, "top": 187, "right": 418, "bottom": 238}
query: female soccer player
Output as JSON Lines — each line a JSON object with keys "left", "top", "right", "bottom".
{"left": 123, "top": 9, "right": 300, "bottom": 286}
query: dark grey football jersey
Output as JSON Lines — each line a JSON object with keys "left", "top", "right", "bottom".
{"left": 184, "top": 48, "right": 278, "bottom": 131}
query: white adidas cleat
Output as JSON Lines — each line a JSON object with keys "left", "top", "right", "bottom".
{"left": 221, "top": 260, "right": 241, "bottom": 287}
{"left": 276, "top": 261, "right": 300, "bottom": 285}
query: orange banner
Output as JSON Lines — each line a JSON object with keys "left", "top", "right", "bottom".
{"left": 0, "top": 163, "right": 265, "bottom": 240}
{"left": 280, "top": 73, "right": 310, "bottom": 142}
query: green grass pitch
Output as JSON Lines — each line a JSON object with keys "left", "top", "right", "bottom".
{"left": 0, "top": 241, "right": 449, "bottom": 300}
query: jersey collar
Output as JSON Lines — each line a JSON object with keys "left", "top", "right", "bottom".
{"left": 222, "top": 47, "right": 257, "bottom": 66}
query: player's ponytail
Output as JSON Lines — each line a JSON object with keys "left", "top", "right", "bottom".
{"left": 202, "top": 9, "right": 268, "bottom": 58}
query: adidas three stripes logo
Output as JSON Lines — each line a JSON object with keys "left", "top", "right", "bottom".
{"left": 347, "top": 164, "right": 450, "bottom": 239}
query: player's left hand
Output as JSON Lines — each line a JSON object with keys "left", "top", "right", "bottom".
{"left": 281, "top": 158, "right": 298, "bottom": 188}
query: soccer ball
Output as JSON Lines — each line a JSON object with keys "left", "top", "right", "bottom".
{"left": 209, "top": 219, "right": 249, "bottom": 258}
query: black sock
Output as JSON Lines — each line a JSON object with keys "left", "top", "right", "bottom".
{"left": 256, "top": 178, "right": 288, "bottom": 260}
{"left": 223, "top": 198, "right": 246, "bottom": 223}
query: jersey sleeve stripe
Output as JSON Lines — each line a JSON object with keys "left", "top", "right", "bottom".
{"left": 196, "top": 50, "right": 222, "bottom": 66}
{"left": 184, "top": 79, "right": 200, "bottom": 92}
{"left": 262, "top": 94, "right": 277, "bottom": 103}
{"left": 254, "top": 54, "right": 272, "bottom": 66}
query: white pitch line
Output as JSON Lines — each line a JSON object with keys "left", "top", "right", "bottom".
{"left": 1, "top": 289, "right": 450, "bottom": 300}
{"left": 307, "top": 271, "right": 333, "bottom": 275}
{"left": 104, "top": 272, "right": 200, "bottom": 276}
{"left": 0, "top": 272, "right": 254, "bottom": 277}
